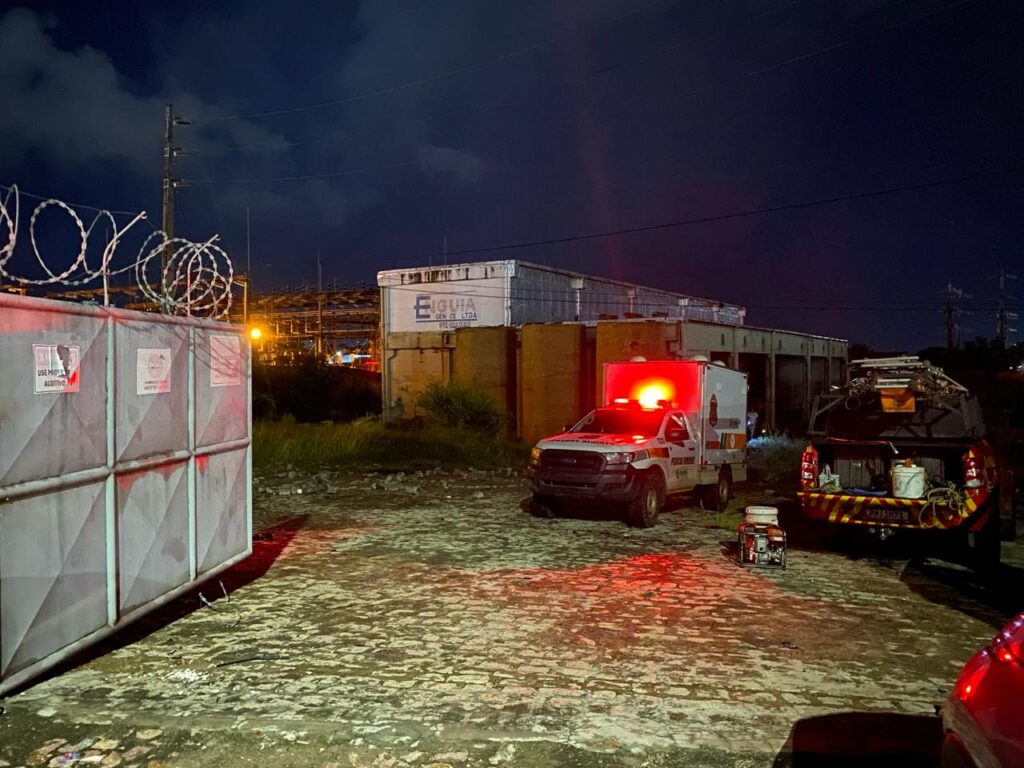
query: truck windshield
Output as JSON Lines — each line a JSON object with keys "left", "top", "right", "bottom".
{"left": 570, "top": 408, "right": 665, "bottom": 437}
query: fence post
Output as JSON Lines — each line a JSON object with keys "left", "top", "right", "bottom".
{"left": 104, "top": 311, "right": 118, "bottom": 625}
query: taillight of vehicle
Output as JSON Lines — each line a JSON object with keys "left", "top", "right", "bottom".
{"left": 989, "top": 613, "right": 1024, "bottom": 665}
{"left": 800, "top": 444, "right": 819, "bottom": 489}
{"left": 962, "top": 451, "right": 983, "bottom": 489}
{"left": 954, "top": 651, "right": 991, "bottom": 700}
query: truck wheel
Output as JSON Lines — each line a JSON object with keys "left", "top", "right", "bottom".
{"left": 964, "top": 507, "right": 1001, "bottom": 573}
{"left": 999, "top": 489, "right": 1017, "bottom": 542}
{"left": 530, "top": 493, "right": 561, "bottom": 519}
{"left": 700, "top": 469, "right": 732, "bottom": 512}
{"left": 627, "top": 475, "right": 664, "bottom": 528}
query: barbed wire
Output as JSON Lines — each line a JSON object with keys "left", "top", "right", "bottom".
{"left": 0, "top": 183, "right": 234, "bottom": 318}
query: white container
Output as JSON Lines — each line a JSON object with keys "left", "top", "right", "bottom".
{"left": 745, "top": 505, "right": 779, "bottom": 526}
{"left": 892, "top": 464, "right": 927, "bottom": 499}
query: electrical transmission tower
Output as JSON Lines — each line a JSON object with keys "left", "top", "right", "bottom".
{"left": 993, "top": 268, "right": 1018, "bottom": 347}
{"left": 941, "top": 281, "right": 969, "bottom": 350}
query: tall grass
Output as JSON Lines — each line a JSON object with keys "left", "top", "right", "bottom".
{"left": 253, "top": 417, "right": 529, "bottom": 472}
{"left": 747, "top": 435, "right": 807, "bottom": 488}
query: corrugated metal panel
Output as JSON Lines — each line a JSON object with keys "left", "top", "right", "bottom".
{"left": 194, "top": 327, "right": 249, "bottom": 449}
{"left": 196, "top": 449, "right": 249, "bottom": 574}
{"left": 509, "top": 265, "right": 578, "bottom": 324}
{"left": 378, "top": 260, "right": 744, "bottom": 331}
{"left": 113, "top": 315, "right": 190, "bottom": 463}
{"left": 509, "top": 263, "right": 744, "bottom": 326}
{"left": 0, "top": 293, "right": 251, "bottom": 696}
{"left": 0, "top": 302, "right": 108, "bottom": 487}
{"left": 1, "top": 481, "right": 108, "bottom": 678}
{"left": 377, "top": 260, "right": 516, "bottom": 286}
{"left": 116, "top": 462, "right": 190, "bottom": 614}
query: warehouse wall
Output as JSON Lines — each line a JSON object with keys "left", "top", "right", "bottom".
{"left": 383, "top": 331, "right": 453, "bottom": 419}
{"left": 454, "top": 326, "right": 517, "bottom": 434}
{"left": 520, "top": 324, "right": 586, "bottom": 445}
{"left": 382, "top": 319, "right": 847, "bottom": 436}
{"left": 595, "top": 321, "right": 680, "bottom": 404}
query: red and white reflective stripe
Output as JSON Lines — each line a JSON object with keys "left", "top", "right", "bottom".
{"left": 799, "top": 492, "right": 967, "bottom": 530}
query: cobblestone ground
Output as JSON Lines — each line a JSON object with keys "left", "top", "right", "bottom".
{"left": 2, "top": 469, "right": 1022, "bottom": 768}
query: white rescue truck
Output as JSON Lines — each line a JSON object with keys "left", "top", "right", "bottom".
{"left": 526, "top": 359, "right": 749, "bottom": 527}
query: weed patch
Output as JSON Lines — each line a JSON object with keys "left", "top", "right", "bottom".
{"left": 747, "top": 435, "right": 806, "bottom": 488}
{"left": 416, "top": 380, "right": 505, "bottom": 434}
{"left": 253, "top": 417, "right": 528, "bottom": 472}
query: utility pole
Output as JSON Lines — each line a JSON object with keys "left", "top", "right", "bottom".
{"left": 161, "top": 103, "right": 191, "bottom": 274}
{"left": 246, "top": 205, "right": 251, "bottom": 277}
{"left": 162, "top": 104, "right": 175, "bottom": 274}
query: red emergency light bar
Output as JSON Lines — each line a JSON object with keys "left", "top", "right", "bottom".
{"left": 609, "top": 397, "right": 673, "bottom": 411}
{"left": 605, "top": 362, "right": 702, "bottom": 412}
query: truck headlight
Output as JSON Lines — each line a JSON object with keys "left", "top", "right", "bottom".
{"left": 529, "top": 447, "right": 542, "bottom": 465}
{"left": 605, "top": 451, "right": 635, "bottom": 466}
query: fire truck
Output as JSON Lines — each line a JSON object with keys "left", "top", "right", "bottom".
{"left": 798, "top": 357, "right": 1016, "bottom": 566}
{"left": 526, "top": 359, "right": 749, "bottom": 527}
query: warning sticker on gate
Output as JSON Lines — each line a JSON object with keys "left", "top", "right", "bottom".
{"left": 33, "top": 344, "right": 81, "bottom": 394}
{"left": 210, "top": 334, "right": 242, "bottom": 387}
{"left": 137, "top": 348, "right": 172, "bottom": 395}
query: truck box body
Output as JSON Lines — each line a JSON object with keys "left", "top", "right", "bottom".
{"left": 603, "top": 360, "right": 748, "bottom": 484}
{"left": 526, "top": 359, "right": 749, "bottom": 526}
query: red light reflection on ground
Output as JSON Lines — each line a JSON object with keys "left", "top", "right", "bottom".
{"left": 477, "top": 551, "right": 787, "bottom": 656}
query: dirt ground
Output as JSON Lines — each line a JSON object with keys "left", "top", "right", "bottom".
{"left": 1, "top": 468, "right": 1021, "bottom": 768}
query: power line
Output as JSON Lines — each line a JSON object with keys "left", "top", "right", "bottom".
{"left": 202, "top": 41, "right": 546, "bottom": 123}
{"left": 405, "top": 167, "right": 1022, "bottom": 262}
{"left": 757, "top": 0, "right": 807, "bottom": 18}
{"left": 572, "top": 0, "right": 980, "bottom": 147}
{"left": 190, "top": 0, "right": 976, "bottom": 165}
{"left": 188, "top": 158, "right": 421, "bottom": 185}
{"left": 0, "top": 183, "right": 146, "bottom": 217}
{"left": 194, "top": 0, "right": 668, "bottom": 125}
{"left": 745, "top": 0, "right": 976, "bottom": 78}
{"left": 192, "top": 2, "right": 675, "bottom": 157}
{"left": 196, "top": 97, "right": 509, "bottom": 156}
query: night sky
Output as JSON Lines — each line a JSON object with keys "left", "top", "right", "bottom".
{"left": 0, "top": 0, "right": 1021, "bottom": 351}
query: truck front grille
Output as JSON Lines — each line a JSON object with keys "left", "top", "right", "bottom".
{"left": 539, "top": 450, "right": 604, "bottom": 473}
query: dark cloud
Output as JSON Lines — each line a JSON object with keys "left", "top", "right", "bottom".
{"left": 1, "top": 0, "right": 1021, "bottom": 349}
{"left": 418, "top": 144, "right": 485, "bottom": 184}
{"left": 0, "top": 8, "right": 161, "bottom": 172}
{"left": 0, "top": 8, "right": 287, "bottom": 176}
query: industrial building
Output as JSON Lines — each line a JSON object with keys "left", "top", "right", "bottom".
{"left": 377, "top": 260, "right": 848, "bottom": 440}
{"left": 234, "top": 284, "right": 379, "bottom": 365}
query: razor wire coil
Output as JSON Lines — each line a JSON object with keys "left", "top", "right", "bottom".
{"left": 0, "top": 184, "right": 234, "bottom": 318}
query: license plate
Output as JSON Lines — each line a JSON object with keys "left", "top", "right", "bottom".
{"left": 862, "top": 507, "right": 910, "bottom": 524}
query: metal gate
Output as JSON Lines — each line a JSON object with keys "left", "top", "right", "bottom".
{"left": 0, "top": 292, "right": 251, "bottom": 695}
